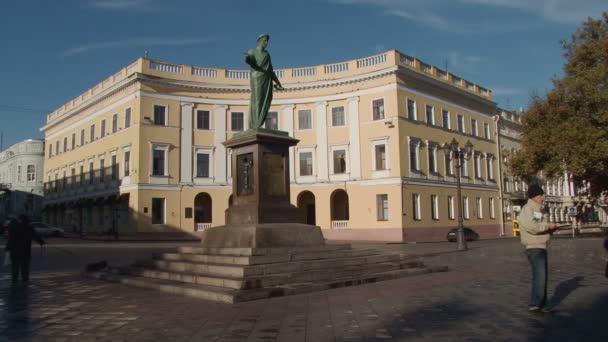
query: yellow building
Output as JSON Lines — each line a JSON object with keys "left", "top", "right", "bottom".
{"left": 41, "top": 50, "right": 501, "bottom": 241}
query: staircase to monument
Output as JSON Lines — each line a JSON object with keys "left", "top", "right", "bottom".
{"left": 87, "top": 244, "right": 448, "bottom": 303}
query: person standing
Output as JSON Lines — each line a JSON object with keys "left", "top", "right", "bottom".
{"left": 519, "top": 184, "right": 560, "bottom": 313}
{"left": 6, "top": 215, "right": 44, "bottom": 283}
{"left": 244, "top": 33, "right": 283, "bottom": 130}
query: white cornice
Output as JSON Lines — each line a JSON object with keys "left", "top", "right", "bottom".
{"left": 41, "top": 74, "right": 139, "bottom": 133}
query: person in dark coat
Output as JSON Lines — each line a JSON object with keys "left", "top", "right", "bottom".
{"left": 6, "top": 215, "right": 44, "bottom": 283}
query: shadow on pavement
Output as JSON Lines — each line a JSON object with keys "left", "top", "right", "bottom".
{"left": 1, "top": 285, "right": 33, "bottom": 341}
{"left": 548, "top": 276, "right": 585, "bottom": 308}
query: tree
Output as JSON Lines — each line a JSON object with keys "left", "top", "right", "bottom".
{"left": 510, "top": 12, "right": 608, "bottom": 196}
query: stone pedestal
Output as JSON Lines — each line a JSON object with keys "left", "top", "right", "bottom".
{"left": 201, "top": 129, "right": 325, "bottom": 248}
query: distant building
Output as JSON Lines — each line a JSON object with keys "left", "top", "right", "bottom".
{"left": 41, "top": 50, "right": 505, "bottom": 241}
{"left": 0, "top": 139, "right": 45, "bottom": 220}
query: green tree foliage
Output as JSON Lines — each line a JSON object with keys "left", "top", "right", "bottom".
{"left": 510, "top": 12, "right": 608, "bottom": 195}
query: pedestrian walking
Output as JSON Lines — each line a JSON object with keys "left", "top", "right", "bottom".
{"left": 5, "top": 214, "right": 45, "bottom": 284}
{"left": 519, "top": 184, "right": 560, "bottom": 313}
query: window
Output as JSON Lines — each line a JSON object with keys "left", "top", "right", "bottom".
{"left": 196, "top": 153, "right": 210, "bottom": 178}
{"left": 299, "top": 152, "right": 313, "bottom": 176}
{"left": 99, "top": 207, "right": 104, "bottom": 226}
{"left": 457, "top": 114, "right": 465, "bottom": 133}
{"left": 425, "top": 105, "right": 434, "bottom": 125}
{"left": 125, "top": 108, "right": 131, "bottom": 128}
{"left": 442, "top": 110, "right": 450, "bottom": 129}
{"left": 428, "top": 144, "right": 437, "bottom": 174}
{"left": 333, "top": 149, "right": 346, "bottom": 174}
{"left": 89, "top": 161, "right": 94, "bottom": 185}
{"left": 445, "top": 154, "right": 454, "bottom": 176}
{"left": 99, "top": 158, "right": 105, "bottom": 182}
{"left": 474, "top": 153, "right": 482, "bottom": 179}
{"left": 154, "top": 105, "right": 167, "bottom": 125}
{"left": 484, "top": 122, "right": 491, "bottom": 139}
{"left": 112, "top": 114, "right": 118, "bottom": 133}
{"left": 407, "top": 99, "right": 417, "bottom": 120}
{"left": 471, "top": 119, "right": 478, "bottom": 136}
{"left": 79, "top": 165, "right": 84, "bottom": 185}
{"left": 372, "top": 99, "right": 385, "bottom": 120}
{"left": 298, "top": 109, "right": 312, "bottom": 129}
{"left": 17, "top": 166, "right": 21, "bottom": 182}
{"left": 431, "top": 195, "right": 439, "bottom": 220}
{"left": 486, "top": 155, "right": 494, "bottom": 180}
{"left": 124, "top": 150, "right": 130, "bottom": 177}
{"left": 462, "top": 158, "right": 469, "bottom": 177}
{"left": 71, "top": 168, "right": 76, "bottom": 187}
{"left": 48, "top": 144, "right": 52, "bottom": 158}
{"left": 264, "top": 111, "right": 278, "bottom": 130}
{"left": 55, "top": 141, "right": 59, "bottom": 155}
{"left": 111, "top": 155, "right": 117, "bottom": 180}
{"left": 231, "top": 112, "right": 244, "bottom": 131}
{"left": 413, "top": 193, "right": 421, "bottom": 220}
{"left": 80, "top": 129, "right": 85, "bottom": 146}
{"left": 331, "top": 106, "right": 345, "bottom": 126}
{"left": 375, "top": 144, "right": 386, "bottom": 171}
{"left": 87, "top": 206, "right": 93, "bottom": 225}
{"left": 27, "top": 165, "right": 35, "bottom": 182}
{"left": 71, "top": 133, "right": 76, "bottom": 150}
{"left": 376, "top": 194, "right": 388, "bottom": 220}
{"left": 152, "top": 198, "right": 165, "bottom": 224}
{"left": 489, "top": 197, "right": 495, "bottom": 219}
{"left": 90, "top": 124, "right": 95, "bottom": 142}
{"left": 152, "top": 146, "right": 166, "bottom": 176}
{"left": 463, "top": 196, "right": 470, "bottom": 219}
{"left": 448, "top": 196, "right": 455, "bottom": 220}
{"left": 476, "top": 197, "right": 483, "bottom": 218}
{"left": 63, "top": 137, "right": 67, "bottom": 152}
{"left": 196, "top": 110, "right": 210, "bottom": 130}
{"left": 504, "top": 177, "right": 511, "bottom": 193}
{"left": 101, "top": 120, "right": 106, "bottom": 137}
{"left": 409, "top": 139, "right": 420, "bottom": 171}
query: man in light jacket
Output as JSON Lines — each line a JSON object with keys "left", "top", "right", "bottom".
{"left": 519, "top": 184, "right": 559, "bottom": 313}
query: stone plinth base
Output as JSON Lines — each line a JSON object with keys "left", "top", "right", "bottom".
{"left": 200, "top": 223, "right": 325, "bottom": 248}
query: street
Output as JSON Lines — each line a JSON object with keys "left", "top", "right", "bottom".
{"left": 1, "top": 237, "right": 607, "bottom": 341}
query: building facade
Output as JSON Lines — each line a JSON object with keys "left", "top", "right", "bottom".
{"left": 41, "top": 50, "right": 504, "bottom": 241}
{"left": 0, "top": 139, "right": 45, "bottom": 221}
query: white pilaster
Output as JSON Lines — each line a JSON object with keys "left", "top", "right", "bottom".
{"left": 214, "top": 105, "right": 228, "bottom": 184}
{"left": 282, "top": 104, "right": 296, "bottom": 182}
{"left": 315, "top": 101, "right": 329, "bottom": 181}
{"left": 348, "top": 96, "right": 361, "bottom": 180}
{"left": 180, "top": 102, "right": 193, "bottom": 184}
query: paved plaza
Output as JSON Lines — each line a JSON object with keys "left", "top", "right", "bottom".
{"left": 1, "top": 237, "right": 607, "bottom": 341}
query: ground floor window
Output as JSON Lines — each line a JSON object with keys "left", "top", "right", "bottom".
{"left": 152, "top": 198, "right": 165, "bottom": 224}
{"left": 376, "top": 194, "right": 388, "bottom": 221}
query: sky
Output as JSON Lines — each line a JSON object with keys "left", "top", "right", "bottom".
{"left": 0, "top": 0, "right": 605, "bottom": 150}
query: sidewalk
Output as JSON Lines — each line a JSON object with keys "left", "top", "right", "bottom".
{"left": 3, "top": 237, "right": 606, "bottom": 341}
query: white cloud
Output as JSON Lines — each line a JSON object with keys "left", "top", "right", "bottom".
{"left": 491, "top": 87, "right": 524, "bottom": 96}
{"left": 61, "top": 37, "right": 211, "bottom": 57}
{"left": 462, "top": 0, "right": 605, "bottom": 24}
{"left": 328, "top": 0, "right": 606, "bottom": 31}
{"left": 89, "top": 0, "right": 152, "bottom": 9}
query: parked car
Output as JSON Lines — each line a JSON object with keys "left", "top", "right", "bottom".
{"left": 31, "top": 222, "right": 65, "bottom": 237}
{"left": 446, "top": 227, "right": 479, "bottom": 242}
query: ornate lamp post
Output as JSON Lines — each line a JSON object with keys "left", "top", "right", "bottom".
{"left": 442, "top": 138, "right": 474, "bottom": 251}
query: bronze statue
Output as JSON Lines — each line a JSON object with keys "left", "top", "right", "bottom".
{"left": 245, "top": 34, "right": 283, "bottom": 129}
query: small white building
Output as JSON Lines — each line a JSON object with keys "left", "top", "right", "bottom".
{"left": 0, "top": 139, "right": 45, "bottom": 220}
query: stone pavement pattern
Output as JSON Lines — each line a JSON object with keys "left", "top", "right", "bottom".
{"left": 1, "top": 238, "right": 607, "bottom": 341}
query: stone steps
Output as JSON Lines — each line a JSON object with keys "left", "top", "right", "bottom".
{"left": 87, "top": 244, "right": 448, "bottom": 303}
{"left": 159, "top": 248, "right": 378, "bottom": 265}
{"left": 88, "top": 264, "right": 449, "bottom": 304}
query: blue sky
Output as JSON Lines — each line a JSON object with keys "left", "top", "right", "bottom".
{"left": 0, "top": 0, "right": 605, "bottom": 149}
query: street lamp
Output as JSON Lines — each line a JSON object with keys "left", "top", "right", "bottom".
{"left": 442, "top": 138, "right": 474, "bottom": 251}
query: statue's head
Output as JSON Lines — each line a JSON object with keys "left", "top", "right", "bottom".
{"left": 257, "top": 34, "right": 269, "bottom": 47}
